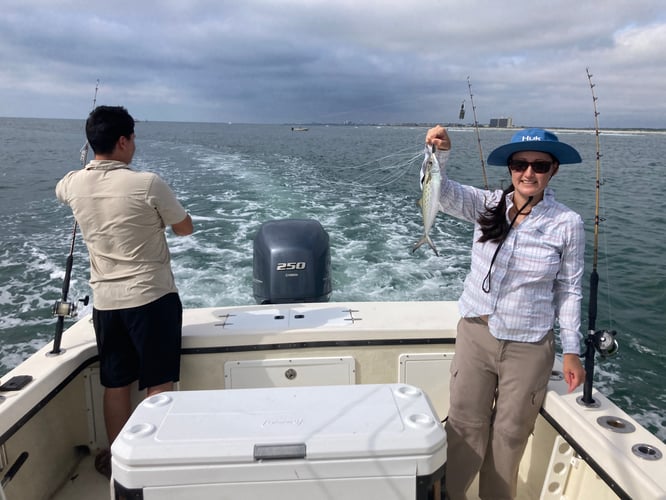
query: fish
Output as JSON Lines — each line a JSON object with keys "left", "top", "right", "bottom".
{"left": 412, "top": 145, "right": 441, "bottom": 256}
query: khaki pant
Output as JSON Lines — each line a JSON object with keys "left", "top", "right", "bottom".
{"left": 445, "top": 317, "right": 555, "bottom": 500}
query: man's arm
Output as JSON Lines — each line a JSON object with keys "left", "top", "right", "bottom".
{"left": 171, "top": 213, "right": 193, "bottom": 236}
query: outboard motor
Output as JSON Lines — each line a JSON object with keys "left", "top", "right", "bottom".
{"left": 253, "top": 219, "right": 332, "bottom": 304}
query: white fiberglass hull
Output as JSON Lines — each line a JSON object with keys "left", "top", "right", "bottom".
{"left": 0, "top": 301, "right": 663, "bottom": 499}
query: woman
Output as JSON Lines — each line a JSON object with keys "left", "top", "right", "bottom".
{"left": 424, "top": 126, "right": 586, "bottom": 499}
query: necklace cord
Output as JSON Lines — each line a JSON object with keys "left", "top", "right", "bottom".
{"left": 481, "top": 196, "right": 533, "bottom": 293}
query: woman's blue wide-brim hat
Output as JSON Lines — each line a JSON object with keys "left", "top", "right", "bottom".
{"left": 487, "top": 128, "right": 582, "bottom": 165}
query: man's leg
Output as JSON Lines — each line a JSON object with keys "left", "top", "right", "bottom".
{"left": 96, "top": 383, "right": 132, "bottom": 479}
{"left": 147, "top": 381, "right": 174, "bottom": 397}
{"left": 104, "top": 384, "right": 133, "bottom": 444}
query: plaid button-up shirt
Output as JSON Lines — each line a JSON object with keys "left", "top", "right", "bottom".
{"left": 429, "top": 149, "right": 585, "bottom": 354}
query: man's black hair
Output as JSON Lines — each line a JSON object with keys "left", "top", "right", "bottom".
{"left": 85, "top": 106, "right": 135, "bottom": 155}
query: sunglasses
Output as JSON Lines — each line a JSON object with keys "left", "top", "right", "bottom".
{"left": 508, "top": 159, "right": 554, "bottom": 173}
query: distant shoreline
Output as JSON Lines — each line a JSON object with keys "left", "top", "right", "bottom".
{"left": 2, "top": 116, "right": 665, "bottom": 133}
{"left": 446, "top": 125, "right": 666, "bottom": 135}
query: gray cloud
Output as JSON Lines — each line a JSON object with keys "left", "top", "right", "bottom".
{"left": 2, "top": 0, "right": 665, "bottom": 127}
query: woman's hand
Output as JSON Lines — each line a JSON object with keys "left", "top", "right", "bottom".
{"left": 562, "top": 353, "right": 586, "bottom": 393}
{"left": 426, "top": 125, "right": 451, "bottom": 151}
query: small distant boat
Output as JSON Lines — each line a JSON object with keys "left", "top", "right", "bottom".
{"left": 291, "top": 127, "right": 309, "bottom": 131}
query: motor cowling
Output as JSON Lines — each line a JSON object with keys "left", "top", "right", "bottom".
{"left": 253, "top": 219, "right": 332, "bottom": 304}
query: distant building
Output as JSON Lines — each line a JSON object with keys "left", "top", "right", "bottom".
{"left": 489, "top": 117, "right": 513, "bottom": 128}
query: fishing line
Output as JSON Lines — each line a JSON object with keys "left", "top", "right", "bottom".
{"left": 50, "top": 79, "right": 99, "bottom": 355}
{"left": 321, "top": 133, "right": 425, "bottom": 188}
{"left": 336, "top": 151, "right": 423, "bottom": 188}
{"left": 289, "top": 89, "right": 472, "bottom": 189}
{"left": 591, "top": 143, "right": 614, "bottom": 329}
{"left": 599, "top": 183, "right": 614, "bottom": 328}
{"left": 467, "top": 76, "right": 489, "bottom": 189}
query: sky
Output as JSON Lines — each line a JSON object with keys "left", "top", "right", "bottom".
{"left": 1, "top": 0, "right": 665, "bottom": 128}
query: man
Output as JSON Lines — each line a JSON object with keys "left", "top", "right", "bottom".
{"left": 56, "top": 106, "right": 193, "bottom": 477}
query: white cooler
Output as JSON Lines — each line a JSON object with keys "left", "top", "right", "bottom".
{"left": 111, "top": 384, "right": 446, "bottom": 499}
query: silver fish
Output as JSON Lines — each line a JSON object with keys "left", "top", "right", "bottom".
{"left": 412, "top": 145, "right": 441, "bottom": 256}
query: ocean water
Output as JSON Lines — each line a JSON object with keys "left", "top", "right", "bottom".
{"left": 1, "top": 118, "right": 664, "bottom": 442}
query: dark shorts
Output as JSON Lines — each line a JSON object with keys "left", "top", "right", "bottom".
{"left": 92, "top": 293, "right": 183, "bottom": 390}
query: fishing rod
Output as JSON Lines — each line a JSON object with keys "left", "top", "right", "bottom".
{"left": 50, "top": 80, "right": 99, "bottom": 355}
{"left": 579, "top": 68, "right": 618, "bottom": 407}
{"left": 467, "top": 76, "right": 489, "bottom": 189}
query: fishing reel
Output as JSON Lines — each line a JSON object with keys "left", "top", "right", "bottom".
{"left": 52, "top": 296, "right": 89, "bottom": 319}
{"left": 590, "top": 329, "right": 619, "bottom": 358}
{"left": 578, "top": 329, "right": 619, "bottom": 407}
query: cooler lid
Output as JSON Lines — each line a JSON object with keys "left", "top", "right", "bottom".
{"left": 111, "top": 384, "right": 445, "bottom": 467}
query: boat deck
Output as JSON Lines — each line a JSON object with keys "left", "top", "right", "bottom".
{"left": 52, "top": 453, "right": 111, "bottom": 500}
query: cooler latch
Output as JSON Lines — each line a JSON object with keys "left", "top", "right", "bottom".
{"left": 253, "top": 443, "right": 306, "bottom": 461}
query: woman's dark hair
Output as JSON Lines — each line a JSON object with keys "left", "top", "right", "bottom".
{"left": 477, "top": 184, "right": 514, "bottom": 243}
{"left": 85, "top": 106, "right": 135, "bottom": 155}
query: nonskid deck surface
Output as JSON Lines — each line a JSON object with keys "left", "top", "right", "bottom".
{"left": 52, "top": 453, "right": 111, "bottom": 500}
